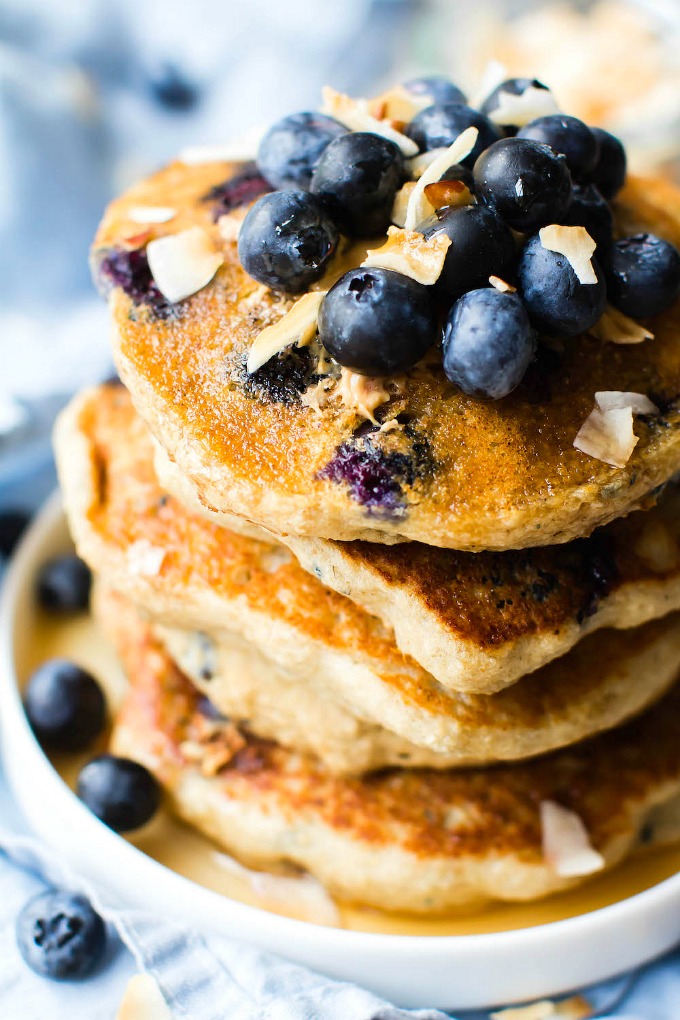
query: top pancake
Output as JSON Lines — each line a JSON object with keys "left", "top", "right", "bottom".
{"left": 95, "top": 160, "right": 680, "bottom": 549}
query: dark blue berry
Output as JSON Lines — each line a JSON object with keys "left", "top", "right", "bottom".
{"left": 148, "top": 64, "right": 199, "bottom": 111}
{"left": 518, "top": 232, "right": 606, "bottom": 337}
{"left": 561, "top": 184, "right": 613, "bottom": 255}
{"left": 310, "top": 132, "right": 403, "bottom": 237}
{"left": 406, "top": 103, "right": 500, "bottom": 167}
{"left": 419, "top": 204, "right": 517, "bottom": 305}
{"left": 440, "top": 163, "right": 475, "bottom": 192}
{"left": 318, "top": 441, "right": 405, "bottom": 513}
{"left": 604, "top": 234, "right": 680, "bottom": 318}
{"left": 16, "top": 890, "right": 106, "bottom": 980}
{"left": 37, "top": 554, "right": 91, "bottom": 613}
{"left": 318, "top": 268, "right": 437, "bottom": 375}
{"left": 474, "top": 137, "right": 572, "bottom": 232}
{"left": 0, "top": 509, "right": 29, "bottom": 558}
{"left": 479, "top": 78, "right": 551, "bottom": 133}
{"left": 256, "top": 112, "right": 347, "bottom": 190}
{"left": 95, "top": 248, "right": 174, "bottom": 317}
{"left": 238, "top": 190, "right": 338, "bottom": 294}
{"left": 77, "top": 755, "right": 161, "bottom": 833}
{"left": 24, "top": 660, "right": 106, "bottom": 752}
{"left": 202, "top": 163, "right": 272, "bottom": 220}
{"left": 403, "top": 75, "right": 466, "bottom": 106}
{"left": 588, "top": 128, "right": 626, "bottom": 199}
{"left": 517, "top": 115, "right": 598, "bottom": 179}
{"left": 442, "top": 288, "right": 535, "bottom": 399}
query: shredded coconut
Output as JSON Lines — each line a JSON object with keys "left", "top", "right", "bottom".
{"left": 321, "top": 87, "right": 418, "bottom": 156}
{"left": 540, "top": 800, "right": 605, "bottom": 877}
{"left": 489, "top": 275, "right": 517, "bottom": 293}
{"left": 539, "top": 225, "right": 597, "bottom": 284}
{"left": 247, "top": 291, "right": 325, "bottom": 373}
{"left": 361, "top": 226, "right": 451, "bottom": 285}
{"left": 127, "top": 205, "right": 176, "bottom": 224}
{"left": 487, "top": 84, "right": 560, "bottom": 128}
{"left": 146, "top": 226, "right": 223, "bottom": 302}
{"left": 404, "top": 127, "right": 479, "bottom": 229}
{"left": 589, "top": 305, "right": 654, "bottom": 344}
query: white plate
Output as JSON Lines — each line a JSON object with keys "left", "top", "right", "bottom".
{"left": 2, "top": 494, "right": 680, "bottom": 1011}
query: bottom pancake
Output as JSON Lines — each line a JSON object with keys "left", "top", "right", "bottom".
{"left": 109, "top": 599, "right": 680, "bottom": 914}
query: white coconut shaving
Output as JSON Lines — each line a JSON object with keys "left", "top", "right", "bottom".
{"left": 539, "top": 225, "right": 597, "bottom": 285}
{"left": 404, "top": 127, "right": 479, "bottom": 229}
{"left": 247, "top": 291, "right": 325, "bottom": 373}
{"left": 487, "top": 84, "right": 560, "bottom": 128}
{"left": 127, "top": 206, "right": 176, "bottom": 224}
{"left": 320, "top": 87, "right": 418, "bottom": 156}
{"left": 214, "top": 851, "right": 340, "bottom": 925}
{"left": 540, "top": 800, "right": 605, "bottom": 878}
{"left": 146, "top": 227, "right": 223, "bottom": 303}
{"left": 362, "top": 226, "right": 451, "bottom": 285}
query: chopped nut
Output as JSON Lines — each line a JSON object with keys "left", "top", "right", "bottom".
{"left": 247, "top": 291, "right": 325, "bottom": 373}
{"left": 589, "top": 305, "right": 654, "bottom": 345}
{"left": 391, "top": 181, "right": 416, "bottom": 227}
{"left": 539, "top": 225, "right": 597, "bottom": 285}
{"left": 487, "top": 84, "right": 560, "bottom": 128}
{"left": 336, "top": 368, "right": 391, "bottom": 424}
{"left": 116, "top": 974, "right": 172, "bottom": 1020}
{"left": 127, "top": 540, "right": 166, "bottom": 577}
{"left": 540, "top": 800, "right": 605, "bottom": 877}
{"left": 404, "top": 127, "right": 479, "bottom": 229}
{"left": 362, "top": 226, "right": 451, "bottom": 285}
{"left": 423, "top": 179, "right": 474, "bottom": 211}
{"left": 489, "top": 275, "right": 517, "bottom": 293}
{"left": 127, "top": 206, "right": 176, "bottom": 224}
{"left": 146, "top": 226, "right": 223, "bottom": 302}
{"left": 320, "top": 87, "right": 419, "bottom": 156}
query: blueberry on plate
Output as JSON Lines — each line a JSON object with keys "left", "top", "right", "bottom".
{"left": 479, "top": 78, "right": 552, "bottom": 134}
{"left": 588, "top": 127, "right": 627, "bottom": 200}
{"left": 419, "top": 204, "right": 517, "bottom": 305}
{"left": 310, "top": 132, "right": 403, "bottom": 237}
{"left": 0, "top": 509, "right": 29, "bottom": 559}
{"left": 24, "top": 659, "right": 106, "bottom": 751}
{"left": 405, "top": 103, "right": 500, "bottom": 167}
{"left": 238, "top": 190, "right": 339, "bottom": 294}
{"left": 256, "top": 111, "right": 347, "bottom": 190}
{"left": 37, "top": 554, "right": 91, "bottom": 613}
{"left": 318, "top": 268, "right": 437, "bottom": 375}
{"left": 77, "top": 754, "right": 161, "bottom": 832}
{"left": 561, "top": 184, "right": 613, "bottom": 255}
{"left": 403, "top": 75, "right": 466, "bottom": 106}
{"left": 604, "top": 234, "right": 680, "bottom": 318}
{"left": 517, "top": 114, "right": 599, "bottom": 179}
{"left": 16, "top": 890, "right": 106, "bottom": 980}
{"left": 473, "top": 137, "right": 572, "bottom": 232}
{"left": 518, "top": 232, "right": 606, "bottom": 336}
{"left": 442, "top": 288, "right": 535, "bottom": 399}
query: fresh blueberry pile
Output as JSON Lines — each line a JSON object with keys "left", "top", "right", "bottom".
{"left": 237, "top": 75, "right": 680, "bottom": 400}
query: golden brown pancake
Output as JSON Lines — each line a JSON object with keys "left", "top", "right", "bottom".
{"left": 94, "top": 162, "right": 680, "bottom": 549}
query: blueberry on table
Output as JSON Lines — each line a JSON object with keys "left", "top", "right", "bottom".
{"left": 403, "top": 75, "right": 467, "bottom": 106}
{"left": 0, "top": 509, "right": 29, "bottom": 558}
{"left": 442, "top": 288, "right": 535, "bottom": 399}
{"left": 419, "top": 204, "right": 517, "bottom": 305}
{"left": 605, "top": 234, "right": 680, "bottom": 319}
{"left": 518, "top": 232, "right": 606, "bottom": 337}
{"left": 517, "top": 115, "right": 599, "bottom": 179}
{"left": 479, "top": 78, "right": 552, "bottom": 133}
{"left": 318, "top": 268, "right": 437, "bottom": 376}
{"left": 473, "top": 137, "right": 573, "bottom": 233}
{"left": 561, "top": 184, "right": 613, "bottom": 255}
{"left": 24, "top": 660, "right": 106, "bottom": 752}
{"left": 77, "top": 755, "right": 161, "bottom": 832}
{"left": 256, "top": 112, "right": 347, "bottom": 191}
{"left": 16, "top": 890, "right": 106, "bottom": 980}
{"left": 406, "top": 103, "right": 499, "bottom": 167}
{"left": 238, "top": 190, "right": 338, "bottom": 294}
{"left": 310, "top": 132, "right": 404, "bottom": 237}
{"left": 588, "top": 127, "right": 627, "bottom": 200}
{"left": 36, "top": 554, "right": 91, "bottom": 613}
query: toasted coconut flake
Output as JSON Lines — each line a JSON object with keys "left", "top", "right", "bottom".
{"left": 574, "top": 406, "right": 637, "bottom": 468}
{"left": 127, "top": 539, "right": 166, "bottom": 577}
{"left": 635, "top": 520, "right": 680, "bottom": 573}
{"left": 336, "top": 368, "right": 391, "bottom": 423}
{"left": 116, "top": 974, "right": 172, "bottom": 1020}
{"left": 424, "top": 179, "right": 474, "bottom": 211}
{"left": 215, "top": 851, "right": 340, "bottom": 925}
{"left": 487, "top": 84, "right": 560, "bottom": 128}
{"left": 589, "top": 305, "right": 654, "bottom": 345}
{"left": 407, "top": 147, "right": 449, "bottom": 180}
{"left": 404, "top": 127, "right": 479, "bottom": 230}
{"left": 217, "top": 208, "right": 248, "bottom": 243}
{"left": 540, "top": 800, "right": 605, "bottom": 877}
{"left": 539, "top": 225, "right": 597, "bottom": 284}
{"left": 491, "top": 996, "right": 591, "bottom": 1020}
{"left": 489, "top": 275, "right": 517, "bottom": 293}
{"left": 146, "top": 226, "right": 223, "bottom": 302}
{"left": 362, "top": 226, "right": 451, "bottom": 285}
{"left": 368, "top": 84, "right": 431, "bottom": 123}
{"left": 320, "top": 87, "right": 419, "bottom": 156}
{"left": 391, "top": 181, "right": 417, "bottom": 227}
{"left": 247, "top": 291, "right": 325, "bottom": 373}
{"left": 595, "top": 390, "right": 659, "bottom": 415}
{"left": 127, "top": 205, "right": 176, "bottom": 225}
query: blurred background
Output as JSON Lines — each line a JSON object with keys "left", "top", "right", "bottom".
{"left": 1, "top": 0, "right": 680, "bottom": 513}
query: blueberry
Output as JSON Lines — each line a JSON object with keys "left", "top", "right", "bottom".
{"left": 0, "top": 509, "right": 29, "bottom": 558}
{"left": 440, "top": 162, "right": 475, "bottom": 192}
{"left": 202, "top": 163, "right": 272, "bottom": 220}
{"left": 256, "top": 112, "right": 347, "bottom": 190}
{"left": 604, "top": 234, "right": 680, "bottom": 318}
{"left": 518, "top": 232, "right": 607, "bottom": 337}
{"left": 24, "top": 660, "right": 106, "bottom": 752}
{"left": 561, "top": 184, "right": 613, "bottom": 255}
{"left": 95, "top": 247, "right": 174, "bottom": 318}
{"left": 405, "top": 103, "right": 500, "bottom": 166}
{"left": 517, "top": 115, "right": 599, "bottom": 178}
{"left": 310, "top": 132, "right": 403, "bottom": 237}
{"left": 479, "top": 78, "right": 551, "bottom": 133}
{"left": 37, "top": 554, "right": 91, "bottom": 613}
{"left": 442, "top": 288, "right": 535, "bottom": 399}
{"left": 419, "top": 204, "right": 517, "bottom": 305}
{"left": 318, "top": 268, "right": 437, "bottom": 375}
{"left": 403, "top": 75, "right": 467, "bottom": 106}
{"left": 77, "top": 755, "right": 161, "bottom": 832}
{"left": 474, "top": 137, "right": 573, "bottom": 232}
{"left": 16, "top": 890, "right": 106, "bottom": 980}
{"left": 589, "top": 128, "right": 626, "bottom": 199}
{"left": 238, "top": 190, "right": 338, "bottom": 294}
{"left": 148, "top": 64, "right": 199, "bottom": 111}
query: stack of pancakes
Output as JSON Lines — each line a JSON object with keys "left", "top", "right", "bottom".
{"left": 54, "top": 160, "right": 680, "bottom": 915}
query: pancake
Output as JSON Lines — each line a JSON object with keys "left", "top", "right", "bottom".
{"left": 94, "top": 159, "right": 680, "bottom": 550}
{"left": 59, "top": 387, "right": 680, "bottom": 770}
{"left": 110, "top": 600, "right": 680, "bottom": 914}
{"left": 156, "top": 444, "right": 680, "bottom": 693}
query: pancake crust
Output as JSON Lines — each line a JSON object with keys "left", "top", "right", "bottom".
{"left": 60, "top": 387, "right": 680, "bottom": 771}
{"left": 110, "top": 601, "right": 680, "bottom": 914}
{"left": 95, "top": 161, "right": 680, "bottom": 549}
